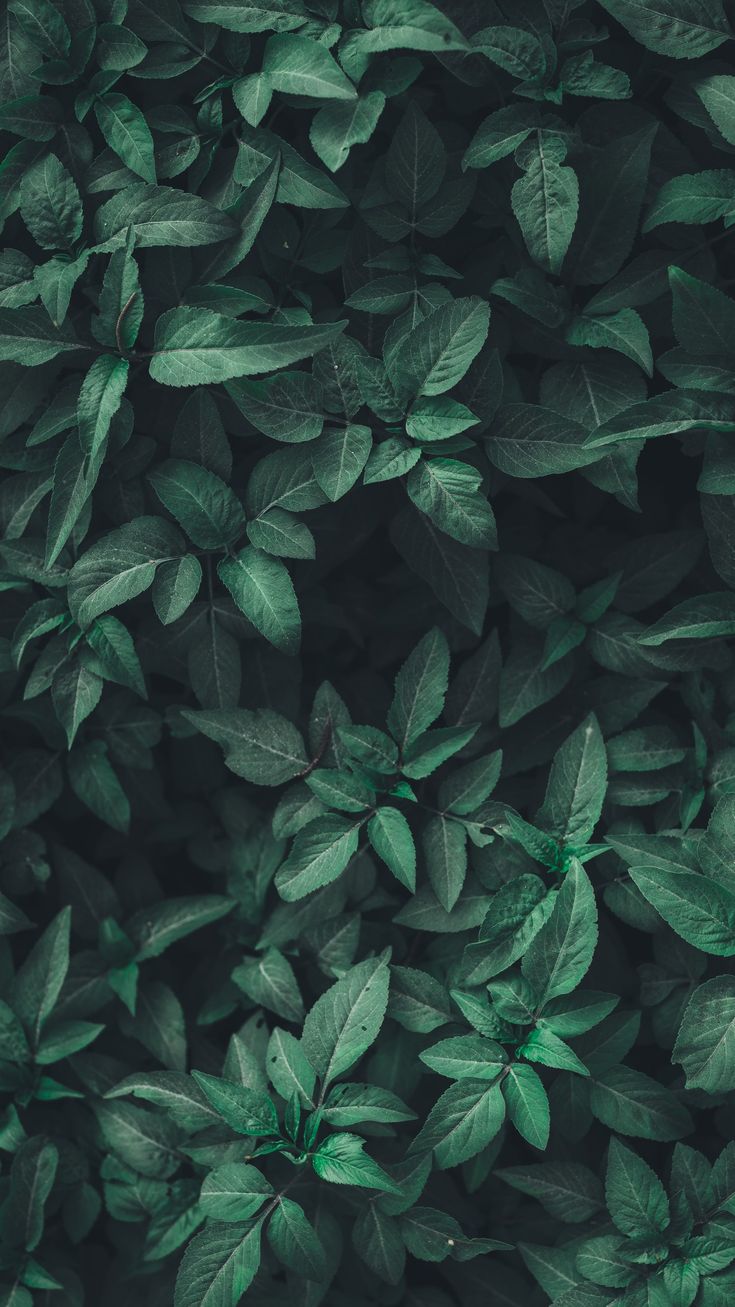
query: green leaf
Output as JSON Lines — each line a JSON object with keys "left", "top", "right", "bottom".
{"left": 247, "top": 508, "right": 315, "bottom": 560}
{"left": 263, "top": 33, "right": 356, "bottom": 101}
{"left": 419, "top": 1035, "right": 506, "bottom": 1081}
{"left": 463, "top": 104, "right": 539, "bottom": 170}
{"left": 51, "top": 658, "right": 103, "bottom": 747}
{"left": 19, "top": 153, "right": 82, "bottom": 251}
{"left": 585, "top": 390, "right": 735, "bottom": 448}
{"left": 226, "top": 372, "right": 324, "bottom": 443}
{"left": 605, "top": 1137, "right": 670, "bottom": 1238}
{"left": 406, "top": 396, "right": 479, "bottom": 442}
{"left": 267, "top": 1198, "right": 326, "bottom": 1280}
{"left": 301, "top": 956, "right": 390, "bottom": 1086}
{"left": 391, "top": 506, "right": 489, "bottom": 634}
{"left": 589, "top": 1066, "right": 693, "bottom": 1140}
{"left": 310, "top": 92, "right": 385, "bottom": 172}
{"left": 68, "top": 517, "right": 184, "bottom": 628}
{"left": 406, "top": 458, "right": 496, "bottom": 549}
{"left": 181, "top": 0, "right": 307, "bottom": 32}
{"left": 322, "top": 1082, "right": 415, "bottom": 1125}
{"left": 438, "top": 751, "right": 502, "bottom": 816}
{"left": 67, "top": 741, "right": 130, "bottom": 832}
{"left": 191, "top": 1072, "right": 279, "bottom": 1137}
{"left": 92, "top": 228, "right": 143, "bottom": 351}
{"left": 150, "top": 308, "right": 346, "bottom": 387}
{"left": 152, "top": 555, "right": 202, "bottom": 624}
{"left": 4, "top": 1137, "right": 58, "bottom": 1253}
{"left": 199, "top": 1164, "right": 273, "bottom": 1222}
{"left": 183, "top": 707, "right": 307, "bottom": 784}
{"left": 503, "top": 1064, "right": 550, "bottom": 1150}
{"left": 522, "top": 860, "right": 598, "bottom": 1004}
{"left": 77, "top": 355, "right": 129, "bottom": 460}
{"left": 673, "top": 976, "right": 735, "bottom": 1092}
{"left": 388, "top": 965, "right": 452, "bottom": 1033}
{"left": 95, "top": 93, "right": 157, "bottom": 184}
{"left": 232, "top": 948, "right": 303, "bottom": 1023}
{"left": 537, "top": 715, "right": 607, "bottom": 846}
{"left": 274, "top": 813, "right": 361, "bottom": 901}
{"left": 387, "top": 627, "right": 449, "bottom": 749}
{"left": 312, "top": 424, "right": 372, "bottom": 501}
{"left": 267, "top": 1028, "right": 316, "bottom": 1105}
{"left": 629, "top": 863, "right": 735, "bottom": 954}
{"left": 384, "top": 100, "right": 445, "bottom": 214}
{"left": 218, "top": 547, "right": 300, "bottom": 655}
{"left": 148, "top": 459, "right": 246, "bottom": 549}
{"left": 94, "top": 184, "right": 240, "bottom": 249}
{"left": 643, "top": 169, "right": 735, "bottom": 231}
{"left": 569, "top": 125, "right": 657, "bottom": 285}
{"left": 669, "top": 266, "right": 735, "bottom": 356}
{"left": 11, "top": 907, "right": 70, "bottom": 1046}
{"left": 312, "top": 1132, "right": 399, "bottom": 1191}
{"left": 368, "top": 807, "right": 416, "bottom": 891}
{"left": 639, "top": 593, "right": 735, "bottom": 644}
{"left": 694, "top": 73, "right": 735, "bottom": 143}
{"left": 411, "top": 1079, "right": 506, "bottom": 1169}
{"left": 566, "top": 309, "right": 653, "bottom": 376}
{"left": 597, "top": 0, "right": 730, "bottom": 58}
{"left": 499, "top": 1162, "right": 603, "bottom": 1222}
{"left": 473, "top": 25, "right": 546, "bottom": 78}
{"left": 128, "top": 896, "right": 234, "bottom": 959}
{"left": 388, "top": 297, "right": 490, "bottom": 398}
{"left": 422, "top": 813, "right": 468, "bottom": 912}
{"left": 0, "top": 307, "right": 81, "bottom": 365}
{"left": 512, "top": 134, "right": 579, "bottom": 276}
{"left": 174, "top": 1219, "right": 263, "bottom": 1307}
{"left": 488, "top": 404, "right": 598, "bottom": 479}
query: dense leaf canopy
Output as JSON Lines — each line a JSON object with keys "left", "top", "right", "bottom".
{"left": 2, "top": 1, "right": 735, "bottom": 1306}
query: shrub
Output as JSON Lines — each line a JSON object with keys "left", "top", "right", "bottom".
{"left": 2, "top": 1, "right": 735, "bottom": 1305}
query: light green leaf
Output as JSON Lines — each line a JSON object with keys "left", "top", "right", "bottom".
{"left": 150, "top": 308, "right": 346, "bottom": 387}
{"left": 94, "top": 184, "right": 239, "bottom": 249}
{"left": 148, "top": 459, "right": 246, "bottom": 550}
{"left": 77, "top": 355, "right": 129, "bottom": 460}
{"left": 218, "top": 547, "right": 300, "bottom": 655}
{"left": 643, "top": 169, "right": 735, "bottom": 230}
{"left": 95, "top": 93, "right": 157, "bottom": 184}
{"left": 301, "top": 956, "right": 390, "bottom": 1086}
{"left": 174, "top": 1219, "right": 263, "bottom": 1307}
{"left": 537, "top": 714, "right": 607, "bottom": 846}
{"left": 673, "top": 976, "right": 735, "bottom": 1092}
{"left": 522, "top": 860, "right": 598, "bottom": 1004}
{"left": 387, "top": 627, "right": 449, "bottom": 749}
{"left": 368, "top": 807, "right": 416, "bottom": 891}
{"left": 566, "top": 309, "right": 653, "bottom": 376}
{"left": 512, "top": 134, "right": 579, "bottom": 276}
{"left": 274, "top": 813, "right": 362, "bottom": 901}
{"left": 411, "top": 1079, "right": 506, "bottom": 1169}
{"left": 310, "top": 92, "right": 385, "bottom": 172}
{"left": 263, "top": 33, "right": 356, "bottom": 100}
{"left": 605, "top": 1137, "right": 670, "bottom": 1238}
{"left": 19, "top": 153, "right": 82, "bottom": 251}
{"left": 406, "top": 458, "right": 496, "bottom": 549}
{"left": 199, "top": 1164, "right": 273, "bottom": 1223}
{"left": 267, "top": 1199, "right": 326, "bottom": 1280}
{"left": 68, "top": 517, "right": 184, "bottom": 628}
{"left": 312, "top": 424, "right": 372, "bottom": 501}
{"left": 389, "top": 297, "right": 490, "bottom": 398}
{"left": 312, "top": 1132, "right": 399, "bottom": 1191}
{"left": 503, "top": 1064, "right": 550, "bottom": 1149}
{"left": 597, "top": 0, "right": 730, "bottom": 58}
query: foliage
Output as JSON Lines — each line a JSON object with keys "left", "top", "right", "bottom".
{"left": 1, "top": 0, "right": 735, "bottom": 1305}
